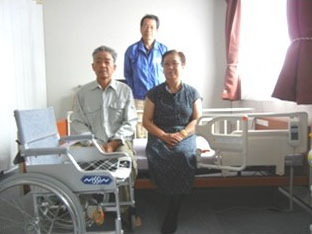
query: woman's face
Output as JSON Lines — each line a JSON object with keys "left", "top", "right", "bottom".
{"left": 162, "top": 53, "right": 184, "bottom": 82}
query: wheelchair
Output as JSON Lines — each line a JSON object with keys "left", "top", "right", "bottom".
{"left": 0, "top": 107, "right": 137, "bottom": 234}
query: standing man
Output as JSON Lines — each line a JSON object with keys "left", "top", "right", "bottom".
{"left": 71, "top": 45, "right": 138, "bottom": 225}
{"left": 124, "top": 14, "right": 168, "bottom": 138}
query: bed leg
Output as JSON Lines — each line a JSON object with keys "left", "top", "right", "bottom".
{"left": 288, "top": 164, "right": 294, "bottom": 211}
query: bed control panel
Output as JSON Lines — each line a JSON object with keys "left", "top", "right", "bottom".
{"left": 288, "top": 120, "right": 300, "bottom": 147}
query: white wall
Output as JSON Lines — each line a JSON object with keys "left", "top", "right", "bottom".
{"left": 43, "top": 0, "right": 230, "bottom": 119}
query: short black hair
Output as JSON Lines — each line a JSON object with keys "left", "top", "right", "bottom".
{"left": 140, "top": 14, "right": 160, "bottom": 29}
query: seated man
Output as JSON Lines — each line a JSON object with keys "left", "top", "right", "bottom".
{"left": 71, "top": 45, "right": 138, "bottom": 224}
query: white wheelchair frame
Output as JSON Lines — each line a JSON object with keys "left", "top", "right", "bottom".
{"left": 0, "top": 107, "right": 136, "bottom": 234}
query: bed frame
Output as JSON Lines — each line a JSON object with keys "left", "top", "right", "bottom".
{"left": 56, "top": 110, "right": 309, "bottom": 191}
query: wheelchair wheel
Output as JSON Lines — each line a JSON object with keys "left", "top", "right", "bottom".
{"left": 0, "top": 173, "right": 86, "bottom": 234}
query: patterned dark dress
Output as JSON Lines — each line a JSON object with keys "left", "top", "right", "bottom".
{"left": 145, "top": 82, "right": 200, "bottom": 195}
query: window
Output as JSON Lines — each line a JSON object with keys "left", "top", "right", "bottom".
{"left": 239, "top": 0, "right": 289, "bottom": 100}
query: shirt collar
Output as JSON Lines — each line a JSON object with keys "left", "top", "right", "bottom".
{"left": 109, "top": 79, "right": 118, "bottom": 91}
{"left": 165, "top": 82, "right": 184, "bottom": 94}
{"left": 90, "top": 79, "right": 118, "bottom": 92}
{"left": 89, "top": 80, "right": 100, "bottom": 90}
{"left": 138, "top": 39, "right": 161, "bottom": 52}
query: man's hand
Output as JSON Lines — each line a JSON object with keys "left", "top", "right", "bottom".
{"left": 101, "top": 140, "right": 121, "bottom": 153}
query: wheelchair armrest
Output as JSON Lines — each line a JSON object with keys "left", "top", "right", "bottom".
{"left": 69, "top": 145, "right": 131, "bottom": 163}
{"left": 22, "top": 147, "right": 69, "bottom": 157}
{"left": 60, "top": 134, "right": 94, "bottom": 142}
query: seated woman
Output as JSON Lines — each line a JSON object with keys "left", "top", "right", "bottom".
{"left": 142, "top": 50, "right": 202, "bottom": 234}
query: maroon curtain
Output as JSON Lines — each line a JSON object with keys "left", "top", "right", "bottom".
{"left": 222, "top": 0, "right": 241, "bottom": 101}
{"left": 272, "top": 0, "right": 312, "bottom": 104}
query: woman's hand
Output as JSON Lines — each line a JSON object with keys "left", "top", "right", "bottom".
{"left": 163, "top": 132, "right": 185, "bottom": 148}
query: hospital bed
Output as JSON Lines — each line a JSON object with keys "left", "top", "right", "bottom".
{"left": 56, "top": 108, "right": 311, "bottom": 233}
{"left": 195, "top": 112, "right": 308, "bottom": 176}
{"left": 134, "top": 111, "right": 310, "bottom": 215}
{"left": 134, "top": 112, "right": 309, "bottom": 203}
{"left": 58, "top": 109, "right": 310, "bottom": 212}
{"left": 0, "top": 107, "right": 137, "bottom": 234}
{"left": 59, "top": 109, "right": 309, "bottom": 189}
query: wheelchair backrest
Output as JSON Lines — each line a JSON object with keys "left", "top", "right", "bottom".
{"left": 14, "top": 107, "right": 63, "bottom": 165}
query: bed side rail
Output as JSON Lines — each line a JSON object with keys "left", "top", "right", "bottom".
{"left": 196, "top": 114, "right": 249, "bottom": 171}
{"left": 195, "top": 112, "right": 308, "bottom": 174}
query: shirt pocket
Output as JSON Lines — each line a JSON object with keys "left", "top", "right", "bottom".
{"left": 108, "top": 101, "right": 126, "bottom": 123}
{"left": 84, "top": 106, "right": 101, "bottom": 130}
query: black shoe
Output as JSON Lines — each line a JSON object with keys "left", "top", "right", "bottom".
{"left": 161, "top": 216, "right": 177, "bottom": 234}
{"left": 161, "top": 194, "right": 184, "bottom": 234}
{"left": 161, "top": 205, "right": 178, "bottom": 233}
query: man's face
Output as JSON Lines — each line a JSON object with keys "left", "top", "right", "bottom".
{"left": 140, "top": 18, "right": 158, "bottom": 43}
{"left": 92, "top": 51, "right": 116, "bottom": 82}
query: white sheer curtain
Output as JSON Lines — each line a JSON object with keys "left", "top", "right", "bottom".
{"left": 239, "top": 0, "right": 289, "bottom": 100}
{"left": 0, "top": 0, "right": 47, "bottom": 171}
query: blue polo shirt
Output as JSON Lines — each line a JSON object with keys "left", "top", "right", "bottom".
{"left": 124, "top": 39, "right": 168, "bottom": 100}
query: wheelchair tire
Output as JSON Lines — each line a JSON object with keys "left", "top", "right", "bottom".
{"left": 0, "top": 172, "right": 86, "bottom": 234}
